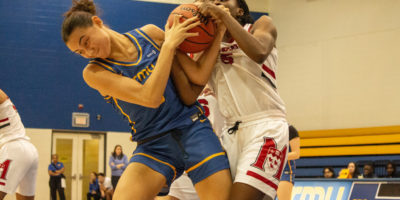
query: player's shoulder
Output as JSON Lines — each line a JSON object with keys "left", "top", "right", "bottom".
{"left": 252, "top": 15, "right": 275, "bottom": 29}
{"left": 251, "top": 15, "right": 277, "bottom": 38}
{"left": 139, "top": 24, "right": 164, "bottom": 46}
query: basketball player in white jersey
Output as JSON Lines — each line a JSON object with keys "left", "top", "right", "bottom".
{"left": 0, "top": 89, "right": 39, "bottom": 200}
{"left": 165, "top": 87, "right": 225, "bottom": 200}
{"left": 171, "top": 0, "right": 289, "bottom": 199}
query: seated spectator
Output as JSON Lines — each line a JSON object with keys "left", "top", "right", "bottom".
{"left": 87, "top": 172, "right": 101, "bottom": 200}
{"left": 347, "top": 162, "right": 360, "bottom": 178}
{"left": 323, "top": 167, "right": 335, "bottom": 178}
{"left": 98, "top": 173, "right": 114, "bottom": 200}
{"left": 361, "top": 163, "right": 377, "bottom": 178}
{"left": 383, "top": 162, "right": 398, "bottom": 178}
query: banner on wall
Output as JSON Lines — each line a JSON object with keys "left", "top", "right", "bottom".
{"left": 291, "top": 180, "right": 400, "bottom": 200}
{"left": 291, "top": 180, "right": 352, "bottom": 200}
{"left": 349, "top": 182, "right": 400, "bottom": 200}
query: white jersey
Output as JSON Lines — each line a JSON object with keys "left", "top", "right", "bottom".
{"left": 0, "top": 99, "right": 28, "bottom": 145}
{"left": 209, "top": 24, "right": 286, "bottom": 120}
{"left": 197, "top": 94, "right": 225, "bottom": 138}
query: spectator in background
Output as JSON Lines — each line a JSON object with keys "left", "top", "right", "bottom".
{"left": 87, "top": 172, "right": 101, "bottom": 200}
{"left": 109, "top": 145, "right": 128, "bottom": 189}
{"left": 323, "top": 167, "right": 336, "bottom": 178}
{"left": 98, "top": 173, "right": 113, "bottom": 200}
{"left": 361, "top": 163, "right": 377, "bottom": 178}
{"left": 383, "top": 162, "right": 398, "bottom": 178}
{"left": 48, "top": 154, "right": 66, "bottom": 200}
{"left": 347, "top": 162, "right": 360, "bottom": 178}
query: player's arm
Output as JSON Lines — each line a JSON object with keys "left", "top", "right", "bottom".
{"left": 287, "top": 137, "right": 300, "bottom": 160}
{"left": 0, "top": 89, "right": 9, "bottom": 104}
{"left": 171, "top": 58, "right": 205, "bottom": 105}
{"left": 174, "top": 18, "right": 226, "bottom": 86}
{"left": 199, "top": 3, "right": 276, "bottom": 64}
{"left": 83, "top": 18, "right": 200, "bottom": 108}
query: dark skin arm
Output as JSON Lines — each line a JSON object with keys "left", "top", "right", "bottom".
{"left": 198, "top": 2, "right": 277, "bottom": 64}
{"left": 170, "top": 58, "right": 205, "bottom": 105}
{"left": 172, "top": 5, "right": 228, "bottom": 86}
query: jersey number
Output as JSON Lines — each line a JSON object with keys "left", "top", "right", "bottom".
{"left": 251, "top": 137, "right": 287, "bottom": 180}
{"left": 0, "top": 160, "right": 12, "bottom": 185}
{"left": 197, "top": 99, "right": 210, "bottom": 117}
{"left": 220, "top": 53, "right": 234, "bottom": 64}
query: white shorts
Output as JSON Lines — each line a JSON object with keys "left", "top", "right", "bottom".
{"left": 0, "top": 139, "right": 38, "bottom": 196}
{"left": 221, "top": 112, "right": 289, "bottom": 198}
{"left": 169, "top": 173, "right": 199, "bottom": 200}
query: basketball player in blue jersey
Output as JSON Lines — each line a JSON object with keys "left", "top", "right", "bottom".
{"left": 61, "top": 0, "right": 231, "bottom": 199}
{"left": 277, "top": 125, "right": 300, "bottom": 200}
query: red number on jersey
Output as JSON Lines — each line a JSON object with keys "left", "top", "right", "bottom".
{"left": 220, "top": 53, "right": 234, "bottom": 64}
{"left": 0, "top": 160, "right": 12, "bottom": 185}
{"left": 251, "top": 137, "right": 287, "bottom": 180}
{"left": 197, "top": 99, "right": 210, "bottom": 117}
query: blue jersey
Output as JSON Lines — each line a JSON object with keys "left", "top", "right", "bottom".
{"left": 89, "top": 28, "right": 203, "bottom": 141}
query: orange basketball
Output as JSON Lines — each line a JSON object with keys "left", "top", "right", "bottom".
{"left": 167, "top": 4, "right": 216, "bottom": 53}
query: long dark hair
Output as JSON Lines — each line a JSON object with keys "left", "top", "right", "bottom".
{"left": 386, "top": 162, "right": 397, "bottom": 176}
{"left": 236, "top": 0, "right": 254, "bottom": 26}
{"left": 90, "top": 171, "right": 98, "bottom": 183}
{"left": 112, "top": 144, "right": 124, "bottom": 160}
{"left": 61, "top": 0, "right": 98, "bottom": 42}
{"left": 348, "top": 162, "right": 360, "bottom": 177}
{"left": 323, "top": 167, "right": 335, "bottom": 178}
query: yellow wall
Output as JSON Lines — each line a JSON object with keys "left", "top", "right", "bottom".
{"left": 299, "top": 125, "right": 400, "bottom": 157}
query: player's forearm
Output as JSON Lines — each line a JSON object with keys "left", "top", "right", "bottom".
{"left": 171, "top": 60, "right": 204, "bottom": 105}
{"left": 287, "top": 151, "right": 300, "bottom": 160}
{"left": 192, "top": 30, "right": 225, "bottom": 85}
{"left": 142, "top": 43, "right": 176, "bottom": 108}
{"left": 221, "top": 13, "right": 272, "bottom": 64}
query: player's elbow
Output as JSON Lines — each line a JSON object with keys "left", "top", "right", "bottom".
{"left": 293, "top": 151, "right": 301, "bottom": 160}
{"left": 181, "top": 96, "right": 198, "bottom": 106}
{"left": 146, "top": 97, "right": 164, "bottom": 109}
{"left": 190, "top": 77, "right": 209, "bottom": 87}
{"left": 253, "top": 51, "right": 269, "bottom": 64}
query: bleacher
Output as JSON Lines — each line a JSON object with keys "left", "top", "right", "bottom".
{"left": 296, "top": 155, "right": 400, "bottom": 178}
{"left": 294, "top": 126, "right": 400, "bottom": 178}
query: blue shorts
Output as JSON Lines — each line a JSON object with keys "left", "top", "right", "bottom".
{"left": 280, "top": 160, "right": 296, "bottom": 183}
{"left": 130, "top": 115, "right": 229, "bottom": 187}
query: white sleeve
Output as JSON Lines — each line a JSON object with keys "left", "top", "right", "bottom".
{"left": 105, "top": 177, "right": 113, "bottom": 189}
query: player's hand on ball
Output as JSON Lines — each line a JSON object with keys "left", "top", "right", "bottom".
{"left": 164, "top": 15, "right": 201, "bottom": 49}
{"left": 214, "top": 5, "right": 230, "bottom": 34}
{"left": 196, "top": 2, "right": 227, "bottom": 20}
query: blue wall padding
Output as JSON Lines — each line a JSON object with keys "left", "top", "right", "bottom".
{"left": 0, "top": 0, "right": 266, "bottom": 131}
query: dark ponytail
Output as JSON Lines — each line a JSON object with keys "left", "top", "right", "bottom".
{"left": 61, "top": 0, "right": 97, "bottom": 42}
{"left": 236, "top": 0, "right": 254, "bottom": 26}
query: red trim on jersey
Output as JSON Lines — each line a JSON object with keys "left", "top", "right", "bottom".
{"left": 262, "top": 64, "right": 276, "bottom": 79}
{"left": 247, "top": 25, "right": 253, "bottom": 32}
{"left": 0, "top": 118, "right": 8, "bottom": 123}
{"left": 247, "top": 170, "right": 278, "bottom": 190}
{"left": 0, "top": 182, "right": 5, "bottom": 186}
{"left": 189, "top": 53, "right": 194, "bottom": 59}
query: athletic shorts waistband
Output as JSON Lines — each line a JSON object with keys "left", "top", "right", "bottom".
{"left": 225, "top": 110, "right": 286, "bottom": 125}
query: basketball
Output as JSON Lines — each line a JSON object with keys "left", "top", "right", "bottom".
{"left": 167, "top": 4, "right": 216, "bottom": 53}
